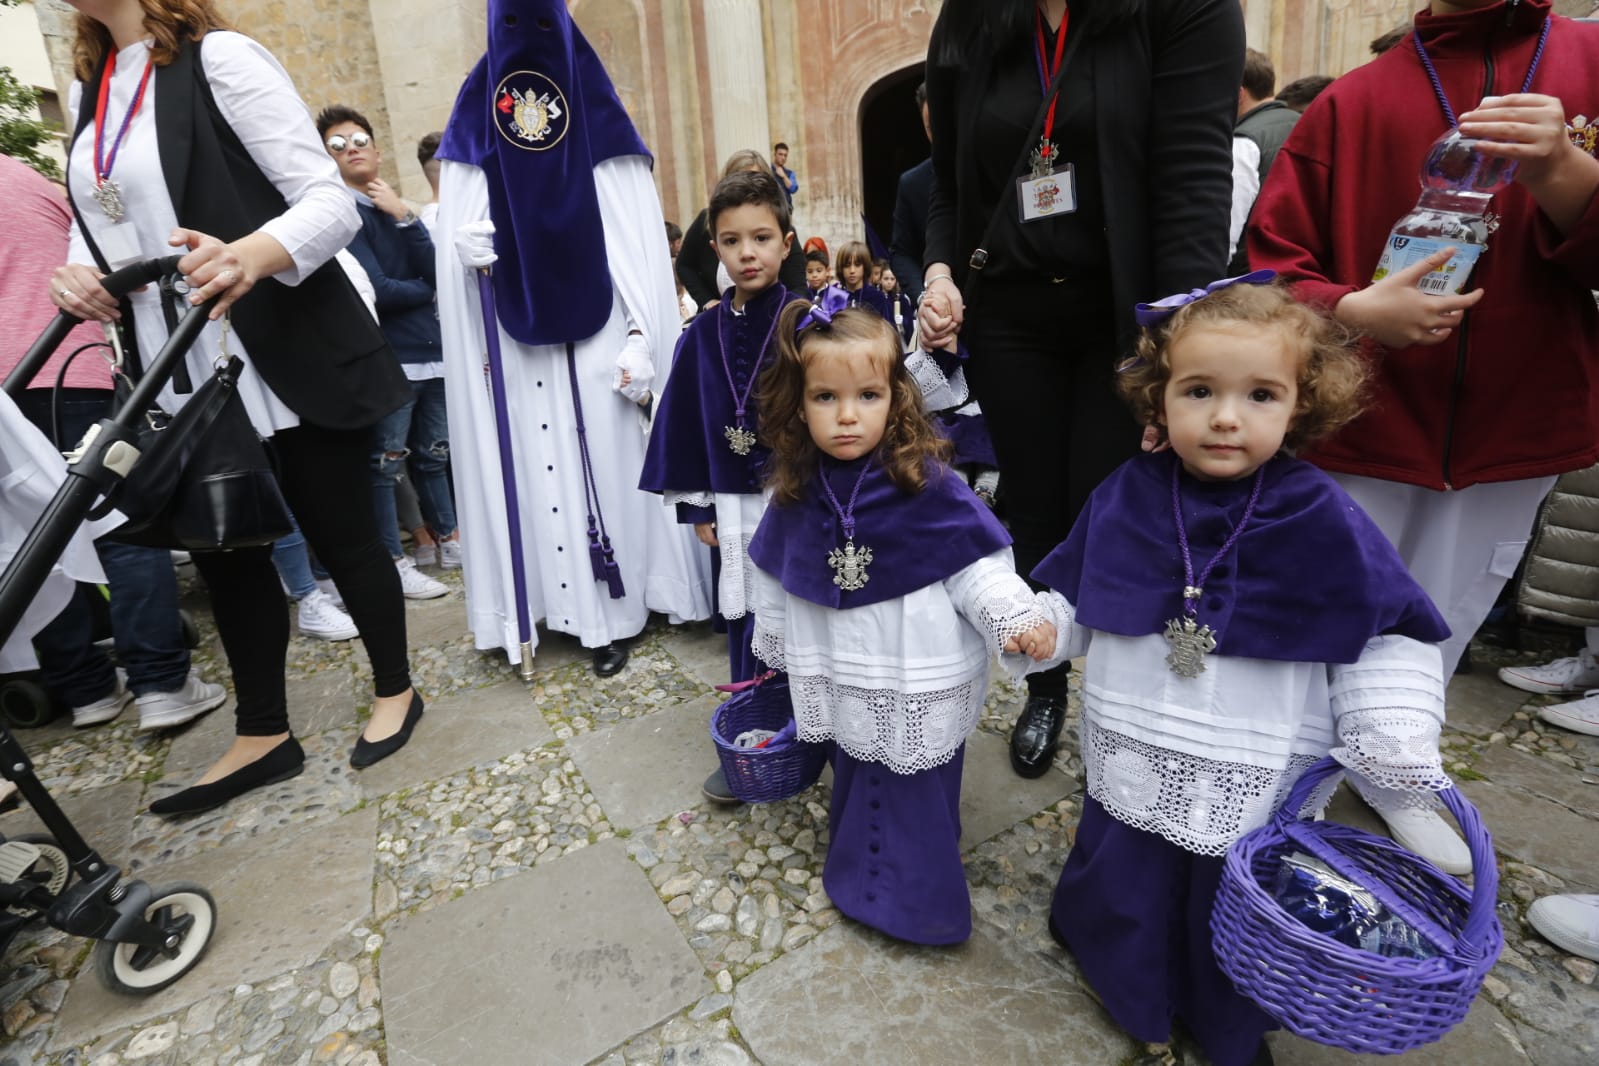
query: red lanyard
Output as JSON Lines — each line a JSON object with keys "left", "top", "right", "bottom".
{"left": 93, "top": 49, "right": 154, "bottom": 188}
{"left": 1033, "top": 6, "right": 1071, "bottom": 147}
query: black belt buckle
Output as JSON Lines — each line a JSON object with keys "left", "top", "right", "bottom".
{"left": 969, "top": 248, "right": 989, "bottom": 272}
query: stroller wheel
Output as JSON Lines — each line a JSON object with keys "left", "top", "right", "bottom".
{"left": 0, "top": 678, "right": 56, "bottom": 729}
{"left": 93, "top": 881, "right": 217, "bottom": 995}
{"left": 0, "top": 834, "right": 71, "bottom": 915}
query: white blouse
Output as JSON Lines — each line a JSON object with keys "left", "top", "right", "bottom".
{"left": 66, "top": 33, "right": 359, "bottom": 435}
{"left": 1029, "top": 592, "right": 1449, "bottom": 855}
{"left": 751, "top": 550, "right": 1047, "bottom": 774}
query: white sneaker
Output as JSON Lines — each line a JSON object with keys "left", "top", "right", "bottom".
{"left": 1497, "top": 648, "right": 1599, "bottom": 695}
{"left": 395, "top": 555, "right": 448, "bottom": 600}
{"left": 72, "top": 670, "right": 131, "bottom": 727}
{"left": 297, "top": 589, "right": 359, "bottom": 642}
{"left": 1378, "top": 805, "right": 1473, "bottom": 876}
{"left": 1527, "top": 893, "right": 1599, "bottom": 962}
{"left": 439, "top": 538, "right": 463, "bottom": 570}
{"left": 1538, "top": 691, "right": 1599, "bottom": 737}
{"left": 135, "top": 672, "right": 227, "bottom": 731}
{"left": 314, "top": 577, "right": 346, "bottom": 611}
{"left": 412, "top": 542, "right": 438, "bottom": 567}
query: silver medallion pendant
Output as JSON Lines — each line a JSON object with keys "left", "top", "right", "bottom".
{"left": 1163, "top": 615, "right": 1217, "bottom": 678}
{"left": 92, "top": 178, "right": 126, "bottom": 224}
{"left": 827, "top": 539, "right": 873, "bottom": 591}
{"left": 724, "top": 424, "right": 757, "bottom": 456}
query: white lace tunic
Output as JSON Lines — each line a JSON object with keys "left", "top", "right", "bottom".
{"left": 751, "top": 550, "right": 1046, "bottom": 774}
{"left": 1031, "top": 592, "right": 1449, "bottom": 856}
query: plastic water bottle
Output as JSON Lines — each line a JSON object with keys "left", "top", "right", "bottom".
{"left": 1371, "top": 128, "right": 1516, "bottom": 296}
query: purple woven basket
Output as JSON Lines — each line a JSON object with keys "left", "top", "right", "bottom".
{"left": 1211, "top": 757, "right": 1502, "bottom": 1055}
{"left": 710, "top": 673, "right": 827, "bottom": 804}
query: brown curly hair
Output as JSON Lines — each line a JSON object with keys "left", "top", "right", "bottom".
{"left": 73, "top": 1, "right": 234, "bottom": 83}
{"left": 758, "top": 300, "right": 952, "bottom": 506}
{"left": 1117, "top": 281, "right": 1368, "bottom": 452}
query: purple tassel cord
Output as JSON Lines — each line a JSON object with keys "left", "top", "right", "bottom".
{"left": 565, "top": 343, "right": 625, "bottom": 599}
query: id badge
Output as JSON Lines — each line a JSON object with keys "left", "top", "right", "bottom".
{"left": 1017, "top": 164, "right": 1077, "bottom": 223}
{"left": 99, "top": 222, "right": 144, "bottom": 270}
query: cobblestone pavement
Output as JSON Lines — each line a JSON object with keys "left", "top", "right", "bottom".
{"left": 0, "top": 564, "right": 1596, "bottom": 1066}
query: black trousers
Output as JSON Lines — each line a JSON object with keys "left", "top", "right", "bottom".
{"left": 192, "top": 422, "right": 411, "bottom": 736}
{"left": 963, "top": 280, "right": 1140, "bottom": 696}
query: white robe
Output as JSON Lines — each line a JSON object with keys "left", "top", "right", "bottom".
{"left": 435, "top": 157, "right": 711, "bottom": 658}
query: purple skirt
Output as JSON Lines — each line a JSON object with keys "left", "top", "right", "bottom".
{"left": 938, "top": 411, "right": 998, "bottom": 469}
{"left": 1051, "top": 796, "right": 1275, "bottom": 1066}
{"left": 825, "top": 745, "right": 970, "bottom": 945}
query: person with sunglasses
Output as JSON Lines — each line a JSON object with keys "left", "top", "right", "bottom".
{"left": 317, "top": 105, "right": 458, "bottom": 599}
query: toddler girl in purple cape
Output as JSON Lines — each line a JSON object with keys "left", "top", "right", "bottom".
{"left": 746, "top": 301, "right": 1055, "bottom": 945}
{"left": 1022, "top": 274, "right": 1455, "bottom": 1066}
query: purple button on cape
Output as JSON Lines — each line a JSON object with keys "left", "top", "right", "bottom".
{"left": 749, "top": 456, "right": 1012, "bottom": 609}
{"left": 438, "top": 0, "right": 650, "bottom": 348}
{"left": 1032, "top": 451, "right": 1450, "bottom": 664}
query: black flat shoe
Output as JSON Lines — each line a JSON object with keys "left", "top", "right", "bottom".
{"left": 150, "top": 736, "right": 304, "bottom": 816}
{"left": 592, "top": 641, "right": 630, "bottom": 677}
{"left": 350, "top": 690, "right": 424, "bottom": 769}
{"left": 1009, "top": 693, "right": 1066, "bottom": 778}
{"left": 702, "top": 766, "right": 740, "bottom": 806}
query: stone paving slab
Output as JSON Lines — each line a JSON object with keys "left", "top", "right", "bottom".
{"left": 565, "top": 694, "right": 726, "bottom": 830}
{"left": 1, "top": 779, "right": 142, "bottom": 867}
{"left": 356, "top": 678, "right": 556, "bottom": 798}
{"left": 162, "top": 667, "right": 360, "bottom": 782}
{"left": 1266, "top": 997, "right": 1531, "bottom": 1064}
{"left": 1474, "top": 743, "right": 1599, "bottom": 815}
{"left": 49, "top": 805, "right": 379, "bottom": 1050}
{"left": 733, "top": 918, "right": 1129, "bottom": 1065}
{"left": 660, "top": 623, "right": 733, "bottom": 690}
{"left": 958, "top": 729, "right": 1076, "bottom": 851}
{"left": 403, "top": 593, "right": 471, "bottom": 651}
{"left": 381, "top": 838, "right": 705, "bottom": 1066}
{"left": 1457, "top": 777, "right": 1599, "bottom": 892}
{"left": 1444, "top": 672, "right": 1527, "bottom": 739}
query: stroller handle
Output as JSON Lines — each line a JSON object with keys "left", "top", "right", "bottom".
{"left": 4, "top": 256, "right": 187, "bottom": 399}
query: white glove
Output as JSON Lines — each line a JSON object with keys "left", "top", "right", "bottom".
{"left": 613, "top": 332, "right": 655, "bottom": 403}
{"left": 454, "top": 220, "right": 497, "bottom": 269}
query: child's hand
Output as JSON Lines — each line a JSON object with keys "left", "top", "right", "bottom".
{"left": 1140, "top": 424, "right": 1170, "bottom": 454}
{"left": 1005, "top": 621, "right": 1057, "bottom": 661}
{"left": 1335, "top": 248, "right": 1484, "bottom": 349}
{"left": 694, "top": 521, "right": 719, "bottom": 547}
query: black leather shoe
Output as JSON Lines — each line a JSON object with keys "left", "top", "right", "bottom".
{"left": 1248, "top": 1041, "right": 1275, "bottom": 1066}
{"left": 702, "top": 766, "right": 740, "bottom": 806}
{"left": 1009, "top": 693, "right": 1066, "bottom": 778}
{"left": 592, "top": 641, "right": 630, "bottom": 677}
{"left": 150, "top": 736, "right": 305, "bottom": 816}
{"left": 350, "top": 690, "right": 424, "bottom": 769}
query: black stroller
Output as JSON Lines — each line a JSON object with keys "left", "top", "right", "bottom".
{"left": 0, "top": 256, "right": 217, "bottom": 993}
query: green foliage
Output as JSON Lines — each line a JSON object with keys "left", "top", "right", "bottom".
{"left": 0, "top": 0, "right": 64, "bottom": 181}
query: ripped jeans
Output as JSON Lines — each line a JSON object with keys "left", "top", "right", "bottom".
{"left": 371, "top": 376, "right": 456, "bottom": 559}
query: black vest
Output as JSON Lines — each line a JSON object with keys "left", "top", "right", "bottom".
{"left": 72, "top": 35, "right": 409, "bottom": 430}
{"left": 1228, "top": 100, "right": 1299, "bottom": 274}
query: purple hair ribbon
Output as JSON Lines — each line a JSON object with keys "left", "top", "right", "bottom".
{"left": 1132, "top": 269, "right": 1277, "bottom": 329}
{"left": 795, "top": 287, "right": 852, "bottom": 333}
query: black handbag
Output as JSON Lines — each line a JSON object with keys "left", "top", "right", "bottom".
{"left": 89, "top": 352, "right": 293, "bottom": 552}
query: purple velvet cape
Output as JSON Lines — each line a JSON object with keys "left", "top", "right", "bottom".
{"left": 847, "top": 283, "right": 894, "bottom": 324}
{"left": 748, "top": 455, "right": 1012, "bottom": 609}
{"left": 1032, "top": 450, "right": 1450, "bottom": 664}
{"left": 638, "top": 285, "right": 797, "bottom": 496}
{"left": 436, "top": 0, "right": 650, "bottom": 347}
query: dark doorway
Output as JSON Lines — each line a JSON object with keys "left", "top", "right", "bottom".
{"left": 858, "top": 65, "right": 927, "bottom": 260}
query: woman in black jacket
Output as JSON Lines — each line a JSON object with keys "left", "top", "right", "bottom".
{"left": 918, "top": 0, "right": 1242, "bottom": 780}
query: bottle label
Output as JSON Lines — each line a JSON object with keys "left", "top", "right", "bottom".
{"left": 1372, "top": 233, "right": 1484, "bottom": 295}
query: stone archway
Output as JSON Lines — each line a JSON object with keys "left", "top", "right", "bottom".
{"left": 797, "top": 0, "right": 939, "bottom": 244}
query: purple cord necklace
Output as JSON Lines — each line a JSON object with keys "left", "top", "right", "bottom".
{"left": 1163, "top": 462, "right": 1267, "bottom": 677}
{"left": 819, "top": 457, "right": 875, "bottom": 591}
{"left": 717, "top": 286, "right": 785, "bottom": 455}
{"left": 1412, "top": 16, "right": 1549, "bottom": 128}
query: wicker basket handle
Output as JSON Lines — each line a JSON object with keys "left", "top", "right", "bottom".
{"left": 1273, "top": 757, "right": 1500, "bottom": 960}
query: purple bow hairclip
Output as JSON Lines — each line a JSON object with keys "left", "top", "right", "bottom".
{"left": 1132, "top": 269, "right": 1277, "bottom": 329}
{"left": 796, "top": 287, "right": 852, "bottom": 333}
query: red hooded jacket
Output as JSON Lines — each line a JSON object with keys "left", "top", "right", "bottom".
{"left": 1249, "top": 0, "right": 1599, "bottom": 490}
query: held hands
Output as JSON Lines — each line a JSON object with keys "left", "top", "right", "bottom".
{"left": 916, "top": 276, "right": 964, "bottom": 349}
{"left": 455, "top": 220, "right": 497, "bottom": 269}
{"left": 171, "top": 228, "right": 261, "bottom": 321}
{"left": 613, "top": 332, "right": 655, "bottom": 404}
{"left": 365, "top": 179, "right": 411, "bottom": 222}
{"left": 1004, "top": 621, "right": 1058, "bottom": 662}
{"left": 1335, "top": 247, "right": 1484, "bottom": 349}
{"left": 693, "top": 521, "right": 719, "bottom": 548}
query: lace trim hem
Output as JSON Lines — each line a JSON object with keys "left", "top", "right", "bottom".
{"left": 788, "top": 672, "right": 983, "bottom": 774}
